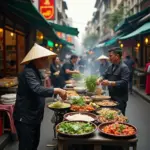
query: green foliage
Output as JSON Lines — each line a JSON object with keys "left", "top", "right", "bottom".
{"left": 85, "top": 75, "right": 98, "bottom": 92}
{"left": 82, "top": 33, "right": 99, "bottom": 49}
{"left": 106, "top": 3, "right": 124, "bottom": 30}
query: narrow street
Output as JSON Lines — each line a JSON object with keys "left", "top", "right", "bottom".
{"left": 4, "top": 93, "right": 150, "bottom": 150}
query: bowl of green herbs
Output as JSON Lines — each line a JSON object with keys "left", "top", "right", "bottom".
{"left": 56, "top": 121, "right": 97, "bottom": 136}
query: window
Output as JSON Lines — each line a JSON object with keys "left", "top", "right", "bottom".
{"left": 5, "top": 30, "right": 16, "bottom": 76}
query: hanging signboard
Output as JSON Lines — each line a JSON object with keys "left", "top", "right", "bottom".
{"left": 39, "top": 0, "right": 55, "bottom": 20}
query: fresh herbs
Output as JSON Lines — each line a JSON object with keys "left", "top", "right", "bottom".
{"left": 71, "top": 97, "right": 85, "bottom": 106}
{"left": 85, "top": 75, "right": 98, "bottom": 92}
{"left": 57, "top": 122, "right": 95, "bottom": 135}
{"left": 72, "top": 74, "right": 84, "bottom": 81}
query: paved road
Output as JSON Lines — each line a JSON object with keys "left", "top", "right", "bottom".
{"left": 4, "top": 93, "right": 150, "bottom": 150}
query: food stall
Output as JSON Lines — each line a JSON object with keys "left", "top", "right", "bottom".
{"left": 48, "top": 75, "right": 138, "bottom": 150}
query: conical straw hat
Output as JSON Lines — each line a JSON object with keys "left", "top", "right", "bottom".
{"left": 97, "top": 55, "right": 109, "bottom": 60}
{"left": 21, "top": 43, "right": 57, "bottom": 65}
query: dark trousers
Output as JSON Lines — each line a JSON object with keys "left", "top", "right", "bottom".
{"left": 129, "top": 72, "right": 133, "bottom": 93}
{"left": 15, "top": 121, "right": 41, "bottom": 150}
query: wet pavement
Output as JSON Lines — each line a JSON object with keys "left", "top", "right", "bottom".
{"left": 4, "top": 93, "right": 150, "bottom": 150}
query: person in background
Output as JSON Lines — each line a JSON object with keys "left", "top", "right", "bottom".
{"left": 124, "top": 55, "right": 135, "bottom": 94}
{"left": 13, "top": 44, "right": 67, "bottom": 150}
{"left": 97, "top": 55, "right": 109, "bottom": 76}
{"left": 97, "top": 47, "right": 129, "bottom": 115}
{"left": 60, "top": 59, "right": 64, "bottom": 67}
{"left": 50, "top": 57, "right": 61, "bottom": 88}
{"left": 78, "top": 56, "right": 85, "bottom": 73}
{"left": 59, "top": 55, "right": 80, "bottom": 88}
{"left": 145, "top": 58, "right": 150, "bottom": 95}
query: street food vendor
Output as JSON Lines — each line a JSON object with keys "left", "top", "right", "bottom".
{"left": 13, "top": 43, "right": 67, "bottom": 150}
{"left": 59, "top": 55, "right": 80, "bottom": 88}
{"left": 97, "top": 47, "right": 129, "bottom": 115}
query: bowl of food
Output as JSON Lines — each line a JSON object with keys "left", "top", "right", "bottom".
{"left": 66, "top": 90, "right": 79, "bottom": 97}
{"left": 74, "top": 87, "right": 86, "bottom": 93}
{"left": 69, "top": 97, "right": 95, "bottom": 112}
{"left": 98, "top": 122, "right": 137, "bottom": 138}
{"left": 56, "top": 121, "right": 97, "bottom": 137}
{"left": 66, "top": 84, "right": 74, "bottom": 88}
{"left": 96, "top": 108, "right": 121, "bottom": 115}
{"left": 95, "top": 100, "right": 118, "bottom": 108}
{"left": 97, "top": 111, "right": 128, "bottom": 123}
{"left": 91, "top": 95, "right": 111, "bottom": 101}
{"left": 48, "top": 101, "right": 71, "bottom": 111}
{"left": 64, "top": 112, "right": 97, "bottom": 122}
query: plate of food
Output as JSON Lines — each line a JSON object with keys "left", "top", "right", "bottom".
{"left": 95, "top": 100, "right": 118, "bottom": 107}
{"left": 74, "top": 87, "right": 86, "bottom": 93}
{"left": 91, "top": 95, "right": 111, "bottom": 101}
{"left": 97, "top": 112, "right": 128, "bottom": 123}
{"left": 64, "top": 112, "right": 97, "bottom": 122}
{"left": 66, "top": 84, "right": 74, "bottom": 88}
{"left": 48, "top": 101, "right": 71, "bottom": 111}
{"left": 96, "top": 108, "right": 121, "bottom": 115}
{"left": 69, "top": 97, "right": 95, "bottom": 112}
{"left": 56, "top": 121, "right": 97, "bottom": 137}
{"left": 98, "top": 122, "right": 137, "bottom": 138}
{"left": 66, "top": 90, "right": 79, "bottom": 97}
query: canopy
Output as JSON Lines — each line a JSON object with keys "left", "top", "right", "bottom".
{"left": 5, "top": 0, "right": 59, "bottom": 41}
{"left": 95, "top": 43, "right": 105, "bottom": 48}
{"left": 49, "top": 22, "right": 79, "bottom": 36}
{"left": 59, "top": 39, "right": 74, "bottom": 46}
{"left": 104, "top": 34, "right": 124, "bottom": 46}
{"left": 115, "top": 7, "right": 150, "bottom": 32}
{"left": 120, "top": 22, "right": 150, "bottom": 40}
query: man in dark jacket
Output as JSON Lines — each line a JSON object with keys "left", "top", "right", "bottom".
{"left": 59, "top": 55, "right": 80, "bottom": 88}
{"left": 13, "top": 44, "right": 67, "bottom": 150}
{"left": 97, "top": 47, "right": 129, "bottom": 115}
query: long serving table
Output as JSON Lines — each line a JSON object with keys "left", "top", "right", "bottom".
{"left": 57, "top": 131, "right": 138, "bottom": 150}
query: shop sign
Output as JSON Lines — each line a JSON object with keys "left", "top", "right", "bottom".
{"left": 56, "top": 32, "right": 63, "bottom": 38}
{"left": 67, "top": 36, "right": 72, "bottom": 42}
{"left": 39, "top": 0, "right": 55, "bottom": 20}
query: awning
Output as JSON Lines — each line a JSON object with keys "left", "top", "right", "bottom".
{"left": 115, "top": 7, "right": 150, "bottom": 32}
{"left": 49, "top": 22, "right": 79, "bottom": 36}
{"left": 5, "top": 0, "right": 59, "bottom": 41}
{"left": 104, "top": 34, "right": 124, "bottom": 46}
{"left": 59, "top": 39, "right": 74, "bottom": 46}
{"left": 120, "top": 22, "right": 150, "bottom": 40}
{"left": 95, "top": 43, "right": 105, "bottom": 48}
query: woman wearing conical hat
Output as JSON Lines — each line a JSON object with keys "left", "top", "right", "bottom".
{"left": 97, "top": 54, "right": 109, "bottom": 76}
{"left": 13, "top": 43, "right": 67, "bottom": 150}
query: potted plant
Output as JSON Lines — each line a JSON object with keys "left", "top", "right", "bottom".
{"left": 85, "top": 75, "right": 98, "bottom": 96}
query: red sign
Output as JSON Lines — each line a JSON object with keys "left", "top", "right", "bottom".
{"left": 39, "top": 0, "right": 55, "bottom": 20}
{"left": 67, "top": 36, "right": 72, "bottom": 43}
{"left": 56, "top": 32, "right": 63, "bottom": 38}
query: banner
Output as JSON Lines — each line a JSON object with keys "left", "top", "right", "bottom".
{"left": 39, "top": 0, "right": 55, "bottom": 20}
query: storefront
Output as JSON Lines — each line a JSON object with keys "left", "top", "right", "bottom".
{"left": 0, "top": 12, "right": 27, "bottom": 77}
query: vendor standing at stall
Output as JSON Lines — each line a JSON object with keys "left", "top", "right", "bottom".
{"left": 59, "top": 55, "right": 80, "bottom": 88}
{"left": 97, "top": 54, "right": 109, "bottom": 76}
{"left": 13, "top": 43, "right": 67, "bottom": 150}
{"left": 97, "top": 47, "right": 129, "bottom": 115}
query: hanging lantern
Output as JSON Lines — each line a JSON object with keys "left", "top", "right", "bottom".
{"left": 145, "top": 38, "right": 149, "bottom": 44}
{"left": 120, "top": 44, "right": 124, "bottom": 48}
{"left": 137, "top": 43, "right": 140, "bottom": 47}
{"left": 59, "top": 44, "right": 63, "bottom": 48}
{"left": 40, "top": 35, "right": 43, "bottom": 40}
{"left": 55, "top": 43, "right": 58, "bottom": 47}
